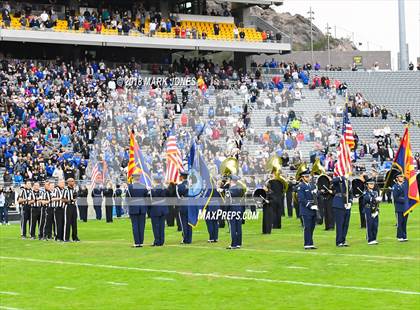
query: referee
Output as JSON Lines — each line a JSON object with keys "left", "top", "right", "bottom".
{"left": 29, "top": 182, "right": 43, "bottom": 240}
{"left": 17, "top": 181, "right": 32, "bottom": 239}
{"left": 53, "top": 179, "right": 66, "bottom": 241}
{"left": 40, "top": 181, "right": 54, "bottom": 240}
{"left": 64, "top": 178, "right": 80, "bottom": 242}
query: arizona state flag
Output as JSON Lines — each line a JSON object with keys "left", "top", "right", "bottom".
{"left": 127, "top": 130, "right": 152, "bottom": 187}
{"left": 392, "top": 127, "right": 420, "bottom": 215}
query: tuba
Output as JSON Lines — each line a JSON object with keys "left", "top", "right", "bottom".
{"left": 311, "top": 159, "right": 332, "bottom": 194}
{"left": 266, "top": 154, "right": 289, "bottom": 192}
{"left": 295, "top": 162, "right": 308, "bottom": 181}
{"left": 219, "top": 157, "right": 247, "bottom": 196}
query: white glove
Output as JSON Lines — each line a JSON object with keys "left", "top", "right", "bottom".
{"left": 310, "top": 204, "right": 318, "bottom": 210}
{"left": 375, "top": 196, "right": 382, "bottom": 202}
{"left": 311, "top": 189, "right": 317, "bottom": 195}
{"left": 372, "top": 211, "right": 378, "bottom": 218}
{"left": 345, "top": 203, "right": 352, "bottom": 210}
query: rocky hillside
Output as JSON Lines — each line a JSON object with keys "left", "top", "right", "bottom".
{"left": 248, "top": 6, "right": 356, "bottom": 51}
{"left": 206, "top": 1, "right": 356, "bottom": 52}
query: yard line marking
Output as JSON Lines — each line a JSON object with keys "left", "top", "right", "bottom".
{"left": 153, "top": 277, "right": 176, "bottom": 282}
{"left": 75, "top": 241, "right": 420, "bottom": 261}
{"left": 166, "top": 245, "right": 418, "bottom": 261}
{"left": 106, "top": 281, "right": 128, "bottom": 286}
{"left": 0, "top": 291, "right": 19, "bottom": 296}
{"left": 286, "top": 266, "right": 308, "bottom": 270}
{"left": 1, "top": 256, "right": 419, "bottom": 296}
{"left": 246, "top": 270, "right": 268, "bottom": 273}
{"left": 54, "top": 286, "right": 76, "bottom": 291}
{"left": 0, "top": 306, "right": 23, "bottom": 310}
{"left": 327, "top": 263, "right": 349, "bottom": 266}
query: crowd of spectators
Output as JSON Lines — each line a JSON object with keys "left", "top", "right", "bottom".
{"left": 0, "top": 2, "right": 284, "bottom": 43}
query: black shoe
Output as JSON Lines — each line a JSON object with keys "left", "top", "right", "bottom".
{"left": 132, "top": 244, "right": 142, "bottom": 248}
{"left": 73, "top": 238, "right": 81, "bottom": 242}
{"left": 226, "top": 246, "right": 236, "bottom": 249}
{"left": 30, "top": 237, "right": 36, "bottom": 240}
{"left": 63, "top": 240, "right": 70, "bottom": 243}
{"left": 21, "top": 236, "right": 27, "bottom": 240}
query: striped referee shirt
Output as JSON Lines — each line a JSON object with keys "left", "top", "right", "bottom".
{"left": 63, "top": 187, "right": 77, "bottom": 207}
{"left": 42, "top": 190, "right": 53, "bottom": 208}
{"left": 18, "top": 188, "right": 32, "bottom": 207}
{"left": 53, "top": 187, "right": 66, "bottom": 208}
{"left": 28, "top": 190, "right": 43, "bottom": 208}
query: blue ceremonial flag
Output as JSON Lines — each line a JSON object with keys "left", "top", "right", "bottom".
{"left": 128, "top": 130, "right": 152, "bottom": 188}
{"left": 187, "top": 146, "right": 214, "bottom": 228}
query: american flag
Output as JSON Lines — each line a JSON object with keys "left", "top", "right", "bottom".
{"left": 90, "top": 161, "right": 107, "bottom": 190}
{"left": 165, "top": 134, "right": 184, "bottom": 184}
{"left": 343, "top": 106, "right": 355, "bottom": 150}
{"left": 334, "top": 136, "right": 352, "bottom": 177}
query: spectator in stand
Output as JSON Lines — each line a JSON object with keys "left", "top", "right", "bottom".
{"left": 149, "top": 20, "right": 156, "bottom": 36}
{"left": 174, "top": 25, "right": 180, "bottom": 38}
{"left": 405, "top": 111, "right": 411, "bottom": 123}
{"left": 314, "top": 62, "right": 321, "bottom": 71}
{"left": 213, "top": 23, "right": 220, "bottom": 36}
{"left": 261, "top": 30, "right": 267, "bottom": 42}
{"left": 408, "top": 62, "right": 414, "bottom": 71}
{"left": 181, "top": 27, "right": 186, "bottom": 39}
{"left": 233, "top": 26, "right": 239, "bottom": 40}
{"left": 239, "top": 29, "right": 245, "bottom": 40}
{"left": 380, "top": 106, "right": 388, "bottom": 120}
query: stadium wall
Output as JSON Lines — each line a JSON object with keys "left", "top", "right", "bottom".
{"left": 249, "top": 51, "right": 392, "bottom": 70}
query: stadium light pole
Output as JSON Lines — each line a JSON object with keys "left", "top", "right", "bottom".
{"left": 398, "top": 0, "right": 409, "bottom": 70}
{"left": 307, "top": 7, "right": 315, "bottom": 66}
{"left": 326, "top": 23, "right": 332, "bottom": 67}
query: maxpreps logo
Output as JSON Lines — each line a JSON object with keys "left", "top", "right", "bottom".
{"left": 198, "top": 210, "right": 259, "bottom": 221}
{"left": 115, "top": 76, "right": 197, "bottom": 88}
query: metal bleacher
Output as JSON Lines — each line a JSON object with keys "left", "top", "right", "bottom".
{"left": 315, "top": 71, "right": 420, "bottom": 116}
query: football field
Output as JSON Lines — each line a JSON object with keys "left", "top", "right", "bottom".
{"left": 0, "top": 204, "right": 419, "bottom": 310}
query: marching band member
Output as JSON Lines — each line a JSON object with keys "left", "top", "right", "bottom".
{"left": 266, "top": 171, "right": 285, "bottom": 229}
{"left": 177, "top": 172, "right": 191, "bottom": 244}
{"left": 297, "top": 169, "right": 318, "bottom": 249}
{"left": 227, "top": 175, "right": 245, "bottom": 249}
{"left": 358, "top": 174, "right": 368, "bottom": 228}
{"left": 363, "top": 178, "right": 381, "bottom": 245}
{"left": 392, "top": 172, "right": 409, "bottom": 242}
{"left": 77, "top": 183, "right": 89, "bottom": 222}
{"left": 261, "top": 183, "right": 273, "bottom": 234}
{"left": 286, "top": 176, "right": 297, "bottom": 218}
{"left": 205, "top": 177, "right": 220, "bottom": 242}
{"left": 332, "top": 177, "right": 352, "bottom": 247}
{"left": 318, "top": 173, "right": 335, "bottom": 230}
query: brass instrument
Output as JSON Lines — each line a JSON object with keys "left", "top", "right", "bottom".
{"left": 311, "top": 158, "right": 326, "bottom": 176}
{"left": 219, "top": 157, "right": 247, "bottom": 196}
{"left": 266, "top": 154, "right": 289, "bottom": 192}
{"left": 295, "top": 163, "right": 308, "bottom": 181}
{"left": 292, "top": 163, "right": 309, "bottom": 205}
{"left": 311, "top": 159, "right": 332, "bottom": 194}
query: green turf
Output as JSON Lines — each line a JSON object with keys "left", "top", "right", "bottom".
{"left": 0, "top": 204, "right": 419, "bottom": 310}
